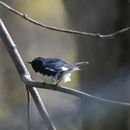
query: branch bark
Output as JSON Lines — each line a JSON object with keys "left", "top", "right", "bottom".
{"left": 0, "top": 17, "right": 130, "bottom": 108}
{"left": 0, "top": 19, "right": 56, "bottom": 130}
{"left": 24, "top": 80, "right": 130, "bottom": 107}
{"left": 0, "top": 1, "right": 129, "bottom": 39}
{"left": 1, "top": 16, "right": 130, "bottom": 111}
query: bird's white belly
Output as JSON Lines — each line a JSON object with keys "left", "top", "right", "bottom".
{"left": 37, "top": 72, "right": 72, "bottom": 84}
{"left": 62, "top": 72, "right": 71, "bottom": 83}
{"left": 37, "top": 72, "right": 55, "bottom": 84}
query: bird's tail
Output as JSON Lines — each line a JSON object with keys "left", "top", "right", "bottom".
{"left": 73, "top": 61, "right": 89, "bottom": 68}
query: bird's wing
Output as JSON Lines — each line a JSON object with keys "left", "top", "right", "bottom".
{"left": 41, "top": 65, "right": 57, "bottom": 76}
{"left": 45, "top": 58, "right": 72, "bottom": 72}
{"left": 50, "top": 62, "right": 73, "bottom": 72}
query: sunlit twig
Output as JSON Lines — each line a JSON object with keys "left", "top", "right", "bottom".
{"left": 0, "top": 1, "right": 129, "bottom": 39}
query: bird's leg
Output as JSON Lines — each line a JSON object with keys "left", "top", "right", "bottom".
{"left": 55, "top": 79, "right": 62, "bottom": 86}
{"left": 52, "top": 80, "right": 61, "bottom": 90}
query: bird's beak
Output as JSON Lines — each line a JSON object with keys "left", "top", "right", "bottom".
{"left": 27, "top": 61, "right": 32, "bottom": 64}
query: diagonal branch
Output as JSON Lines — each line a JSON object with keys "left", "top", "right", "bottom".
{"left": 0, "top": 1, "right": 129, "bottom": 39}
{"left": 1, "top": 17, "right": 130, "bottom": 110}
{"left": 25, "top": 80, "right": 130, "bottom": 107}
{"left": 0, "top": 19, "right": 56, "bottom": 130}
{"left": 1, "top": 17, "right": 130, "bottom": 108}
{"left": 26, "top": 86, "right": 31, "bottom": 130}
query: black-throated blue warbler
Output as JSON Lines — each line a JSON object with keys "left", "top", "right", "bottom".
{"left": 27, "top": 57, "right": 89, "bottom": 85}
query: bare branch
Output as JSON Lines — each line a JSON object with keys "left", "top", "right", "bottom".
{"left": 24, "top": 80, "right": 130, "bottom": 107}
{"left": 0, "top": 19, "right": 56, "bottom": 130}
{"left": 29, "top": 87, "right": 56, "bottom": 130}
{"left": 26, "top": 86, "right": 31, "bottom": 130}
{"left": 0, "top": 1, "right": 129, "bottom": 39}
{"left": 1, "top": 17, "right": 130, "bottom": 109}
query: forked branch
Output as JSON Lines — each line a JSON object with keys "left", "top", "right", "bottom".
{"left": 1, "top": 2, "right": 130, "bottom": 129}
{"left": 0, "top": 19, "right": 56, "bottom": 130}
{"left": 0, "top": 19, "right": 130, "bottom": 109}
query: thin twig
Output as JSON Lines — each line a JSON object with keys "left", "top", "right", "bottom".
{"left": 24, "top": 80, "right": 130, "bottom": 107}
{"left": 0, "top": 1, "right": 129, "bottom": 39}
{"left": 1, "top": 17, "right": 130, "bottom": 108}
{"left": 0, "top": 19, "right": 56, "bottom": 130}
{"left": 29, "top": 87, "right": 56, "bottom": 130}
{"left": 0, "top": 0, "right": 130, "bottom": 120}
{"left": 1, "top": 17, "right": 130, "bottom": 110}
{"left": 26, "top": 86, "right": 31, "bottom": 130}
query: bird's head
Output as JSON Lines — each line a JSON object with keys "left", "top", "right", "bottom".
{"left": 27, "top": 57, "right": 45, "bottom": 72}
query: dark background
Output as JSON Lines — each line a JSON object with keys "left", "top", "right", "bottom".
{"left": 0, "top": 0, "right": 130, "bottom": 130}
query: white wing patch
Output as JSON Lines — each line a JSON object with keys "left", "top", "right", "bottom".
{"left": 61, "top": 67, "right": 69, "bottom": 71}
{"left": 45, "top": 67, "right": 56, "bottom": 72}
{"left": 73, "top": 67, "right": 80, "bottom": 71}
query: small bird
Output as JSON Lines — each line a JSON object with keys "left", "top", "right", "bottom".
{"left": 27, "top": 57, "right": 89, "bottom": 85}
